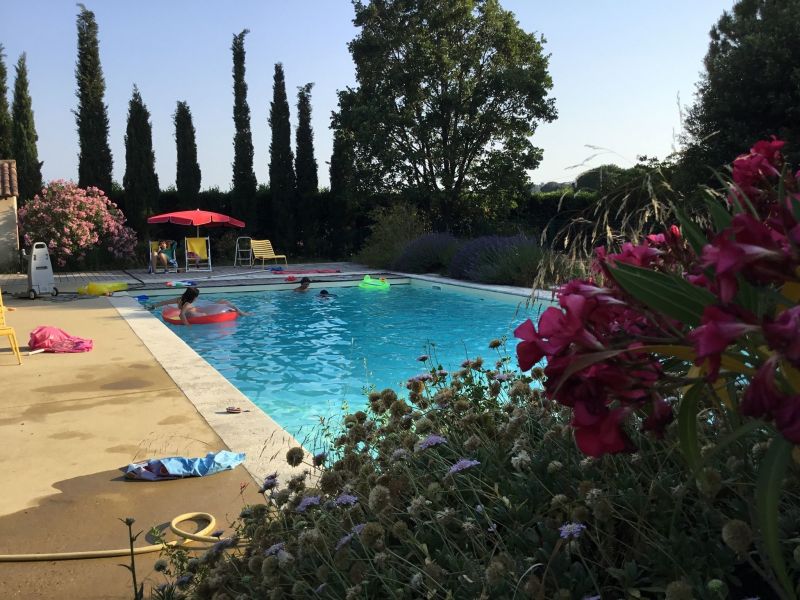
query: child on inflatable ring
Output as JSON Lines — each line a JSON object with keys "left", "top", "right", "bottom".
{"left": 145, "top": 287, "right": 248, "bottom": 325}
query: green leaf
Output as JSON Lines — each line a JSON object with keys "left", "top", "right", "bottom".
{"left": 756, "top": 436, "right": 796, "bottom": 600}
{"left": 609, "top": 263, "right": 717, "bottom": 326}
{"left": 734, "top": 277, "right": 762, "bottom": 316}
{"left": 678, "top": 383, "right": 703, "bottom": 471}
{"left": 704, "top": 196, "right": 733, "bottom": 233}
{"left": 672, "top": 204, "right": 708, "bottom": 255}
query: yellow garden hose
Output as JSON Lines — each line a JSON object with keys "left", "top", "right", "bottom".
{"left": 0, "top": 511, "right": 242, "bottom": 562}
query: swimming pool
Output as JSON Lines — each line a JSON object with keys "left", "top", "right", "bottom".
{"left": 167, "top": 284, "right": 543, "bottom": 440}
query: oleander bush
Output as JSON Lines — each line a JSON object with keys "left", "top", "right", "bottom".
{"left": 17, "top": 180, "right": 137, "bottom": 268}
{"left": 392, "top": 233, "right": 460, "bottom": 274}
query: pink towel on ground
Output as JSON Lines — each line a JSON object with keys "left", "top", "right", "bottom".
{"left": 29, "top": 326, "right": 94, "bottom": 353}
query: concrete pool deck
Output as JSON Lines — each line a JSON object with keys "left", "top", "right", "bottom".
{"left": 0, "top": 270, "right": 542, "bottom": 598}
{"left": 0, "top": 294, "right": 296, "bottom": 599}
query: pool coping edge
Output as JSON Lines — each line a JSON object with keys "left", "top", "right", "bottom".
{"left": 108, "top": 295, "right": 309, "bottom": 487}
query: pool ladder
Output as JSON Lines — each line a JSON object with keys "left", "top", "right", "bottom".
{"left": 234, "top": 237, "right": 253, "bottom": 268}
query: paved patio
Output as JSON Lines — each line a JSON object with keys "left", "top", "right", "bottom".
{"left": 0, "top": 294, "right": 281, "bottom": 599}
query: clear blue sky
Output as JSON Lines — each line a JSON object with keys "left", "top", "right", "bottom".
{"left": 1, "top": 1, "right": 734, "bottom": 191}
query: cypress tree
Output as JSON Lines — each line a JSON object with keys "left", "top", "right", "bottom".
{"left": 75, "top": 4, "right": 113, "bottom": 192}
{"left": 268, "top": 62, "right": 295, "bottom": 245}
{"left": 123, "top": 86, "right": 159, "bottom": 232}
{"left": 295, "top": 83, "right": 317, "bottom": 253}
{"left": 295, "top": 83, "right": 318, "bottom": 199}
{"left": 328, "top": 128, "right": 357, "bottom": 257}
{"left": 0, "top": 45, "right": 12, "bottom": 159}
{"left": 231, "top": 29, "right": 256, "bottom": 223}
{"left": 11, "top": 53, "right": 42, "bottom": 202}
{"left": 174, "top": 100, "right": 201, "bottom": 206}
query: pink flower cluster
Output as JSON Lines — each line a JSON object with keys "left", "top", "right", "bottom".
{"left": 516, "top": 139, "right": 800, "bottom": 455}
{"left": 17, "top": 180, "right": 137, "bottom": 268}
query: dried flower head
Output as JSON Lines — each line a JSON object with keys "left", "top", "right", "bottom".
{"left": 722, "top": 519, "right": 752, "bottom": 555}
{"left": 511, "top": 450, "right": 532, "bottom": 471}
{"left": 368, "top": 485, "right": 391, "bottom": 512}
{"left": 286, "top": 447, "right": 305, "bottom": 467}
{"left": 665, "top": 580, "right": 693, "bottom": 600}
{"left": 463, "top": 434, "right": 482, "bottom": 452}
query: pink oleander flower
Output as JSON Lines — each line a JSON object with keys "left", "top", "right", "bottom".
{"left": 701, "top": 225, "right": 786, "bottom": 303}
{"left": 687, "top": 306, "right": 759, "bottom": 380}
{"left": 764, "top": 306, "right": 800, "bottom": 367}
{"left": 573, "top": 407, "right": 634, "bottom": 457}
{"left": 741, "top": 358, "right": 800, "bottom": 443}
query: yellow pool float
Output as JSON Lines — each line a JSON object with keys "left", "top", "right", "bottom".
{"left": 78, "top": 281, "right": 129, "bottom": 296}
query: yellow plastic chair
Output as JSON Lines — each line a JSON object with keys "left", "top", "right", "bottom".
{"left": 0, "top": 288, "right": 22, "bottom": 365}
{"left": 148, "top": 240, "right": 179, "bottom": 273}
{"left": 251, "top": 239, "right": 288, "bottom": 268}
{"left": 185, "top": 237, "right": 212, "bottom": 271}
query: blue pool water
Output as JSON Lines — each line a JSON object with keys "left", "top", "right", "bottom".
{"left": 168, "top": 285, "right": 541, "bottom": 439}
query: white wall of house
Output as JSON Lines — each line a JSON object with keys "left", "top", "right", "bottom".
{"left": 0, "top": 195, "right": 20, "bottom": 272}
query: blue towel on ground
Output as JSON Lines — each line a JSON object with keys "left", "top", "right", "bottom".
{"left": 125, "top": 450, "right": 246, "bottom": 481}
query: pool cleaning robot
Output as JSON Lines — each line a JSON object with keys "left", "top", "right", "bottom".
{"left": 26, "top": 242, "right": 58, "bottom": 299}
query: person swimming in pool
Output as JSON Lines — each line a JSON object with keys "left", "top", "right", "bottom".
{"left": 317, "top": 289, "right": 336, "bottom": 300}
{"left": 294, "top": 277, "right": 312, "bottom": 292}
{"left": 146, "top": 287, "right": 247, "bottom": 325}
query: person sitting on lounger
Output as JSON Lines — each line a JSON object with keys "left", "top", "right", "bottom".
{"left": 145, "top": 287, "right": 247, "bottom": 324}
{"left": 150, "top": 241, "right": 170, "bottom": 274}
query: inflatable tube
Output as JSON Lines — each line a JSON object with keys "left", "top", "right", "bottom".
{"left": 162, "top": 304, "right": 238, "bottom": 325}
{"left": 358, "top": 275, "right": 390, "bottom": 290}
{"left": 166, "top": 280, "right": 196, "bottom": 288}
{"left": 79, "top": 281, "right": 129, "bottom": 296}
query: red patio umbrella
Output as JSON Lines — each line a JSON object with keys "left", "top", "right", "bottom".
{"left": 147, "top": 209, "right": 245, "bottom": 236}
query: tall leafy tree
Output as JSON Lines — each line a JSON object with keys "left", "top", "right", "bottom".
{"left": 11, "top": 53, "right": 42, "bottom": 202}
{"left": 75, "top": 4, "right": 113, "bottom": 192}
{"left": 174, "top": 100, "right": 201, "bottom": 206}
{"left": 231, "top": 29, "right": 257, "bottom": 222}
{"left": 268, "top": 62, "right": 295, "bottom": 245}
{"left": 123, "top": 86, "right": 159, "bottom": 232}
{"left": 683, "top": 0, "right": 800, "bottom": 175}
{"left": 326, "top": 129, "right": 358, "bottom": 257}
{"left": 0, "top": 45, "right": 12, "bottom": 159}
{"left": 335, "top": 0, "right": 556, "bottom": 230}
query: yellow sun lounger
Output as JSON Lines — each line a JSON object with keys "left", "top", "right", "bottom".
{"left": 185, "top": 237, "right": 211, "bottom": 271}
{"left": 251, "top": 239, "right": 287, "bottom": 268}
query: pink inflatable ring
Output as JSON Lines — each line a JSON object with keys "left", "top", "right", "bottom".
{"left": 162, "top": 304, "right": 239, "bottom": 325}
